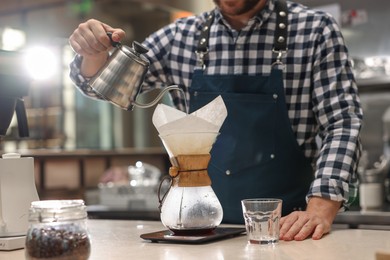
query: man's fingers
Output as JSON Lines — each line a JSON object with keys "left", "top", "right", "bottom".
{"left": 101, "top": 22, "right": 126, "bottom": 42}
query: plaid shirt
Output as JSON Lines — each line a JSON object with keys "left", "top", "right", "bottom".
{"left": 70, "top": 0, "right": 363, "bottom": 208}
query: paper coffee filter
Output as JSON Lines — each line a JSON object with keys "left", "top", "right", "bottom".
{"left": 156, "top": 115, "right": 219, "bottom": 135}
{"left": 152, "top": 103, "right": 186, "bottom": 130}
{"left": 152, "top": 95, "right": 227, "bottom": 157}
{"left": 190, "top": 96, "right": 227, "bottom": 127}
{"left": 159, "top": 132, "right": 219, "bottom": 159}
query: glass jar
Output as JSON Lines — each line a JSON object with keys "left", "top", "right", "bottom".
{"left": 25, "top": 200, "right": 91, "bottom": 260}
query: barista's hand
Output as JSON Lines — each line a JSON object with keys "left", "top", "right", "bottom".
{"left": 69, "top": 19, "right": 125, "bottom": 58}
{"left": 279, "top": 197, "right": 341, "bottom": 241}
{"left": 69, "top": 19, "right": 126, "bottom": 77}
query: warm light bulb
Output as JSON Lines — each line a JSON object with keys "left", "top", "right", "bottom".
{"left": 2, "top": 27, "right": 26, "bottom": 51}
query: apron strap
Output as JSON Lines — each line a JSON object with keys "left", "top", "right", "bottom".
{"left": 273, "top": 0, "right": 288, "bottom": 52}
{"left": 196, "top": 13, "right": 214, "bottom": 69}
{"left": 273, "top": 0, "right": 288, "bottom": 65}
{"left": 197, "top": 13, "right": 214, "bottom": 53}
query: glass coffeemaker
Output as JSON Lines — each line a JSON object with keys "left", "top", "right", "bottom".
{"left": 152, "top": 95, "right": 227, "bottom": 236}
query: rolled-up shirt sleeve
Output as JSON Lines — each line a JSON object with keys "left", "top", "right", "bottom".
{"left": 306, "top": 16, "right": 363, "bottom": 210}
{"left": 69, "top": 54, "right": 104, "bottom": 100}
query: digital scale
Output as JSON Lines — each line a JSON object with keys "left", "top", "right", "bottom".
{"left": 0, "top": 236, "right": 26, "bottom": 251}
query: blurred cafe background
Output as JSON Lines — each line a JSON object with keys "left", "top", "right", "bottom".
{"left": 0, "top": 0, "right": 390, "bottom": 225}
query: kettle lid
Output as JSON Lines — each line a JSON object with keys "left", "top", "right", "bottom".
{"left": 1, "top": 153, "right": 21, "bottom": 159}
{"left": 118, "top": 42, "right": 150, "bottom": 66}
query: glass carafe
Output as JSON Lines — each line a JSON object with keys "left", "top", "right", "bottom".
{"left": 158, "top": 132, "right": 223, "bottom": 235}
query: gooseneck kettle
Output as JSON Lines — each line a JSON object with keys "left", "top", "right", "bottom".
{"left": 86, "top": 33, "right": 183, "bottom": 111}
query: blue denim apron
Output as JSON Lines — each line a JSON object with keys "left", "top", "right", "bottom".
{"left": 188, "top": 1, "right": 313, "bottom": 224}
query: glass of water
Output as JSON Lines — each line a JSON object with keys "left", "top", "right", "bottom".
{"left": 241, "top": 198, "right": 282, "bottom": 245}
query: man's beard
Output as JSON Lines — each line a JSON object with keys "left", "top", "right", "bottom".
{"left": 213, "top": 0, "right": 263, "bottom": 16}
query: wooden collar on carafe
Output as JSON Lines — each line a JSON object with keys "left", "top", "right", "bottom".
{"left": 169, "top": 154, "right": 211, "bottom": 187}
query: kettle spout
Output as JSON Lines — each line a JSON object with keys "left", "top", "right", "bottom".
{"left": 132, "top": 85, "right": 188, "bottom": 113}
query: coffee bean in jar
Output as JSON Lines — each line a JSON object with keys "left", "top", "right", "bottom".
{"left": 25, "top": 200, "right": 91, "bottom": 260}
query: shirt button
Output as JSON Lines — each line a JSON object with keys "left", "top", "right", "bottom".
{"left": 226, "top": 170, "right": 231, "bottom": 176}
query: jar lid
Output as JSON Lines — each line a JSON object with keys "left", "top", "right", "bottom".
{"left": 29, "top": 199, "right": 87, "bottom": 223}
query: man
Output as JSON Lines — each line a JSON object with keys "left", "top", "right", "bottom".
{"left": 69, "top": 0, "right": 363, "bottom": 241}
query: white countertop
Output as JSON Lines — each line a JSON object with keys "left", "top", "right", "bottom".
{"left": 1, "top": 219, "right": 389, "bottom": 260}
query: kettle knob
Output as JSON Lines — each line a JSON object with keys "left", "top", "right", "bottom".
{"left": 107, "top": 32, "right": 121, "bottom": 48}
{"left": 106, "top": 32, "right": 149, "bottom": 54}
{"left": 132, "top": 41, "right": 149, "bottom": 55}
